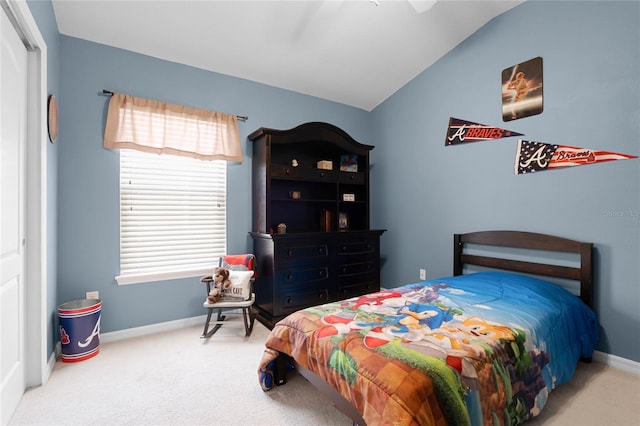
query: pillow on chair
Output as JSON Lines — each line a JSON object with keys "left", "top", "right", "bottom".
{"left": 221, "top": 260, "right": 249, "bottom": 272}
{"left": 220, "top": 254, "right": 257, "bottom": 278}
{"left": 222, "top": 270, "right": 254, "bottom": 301}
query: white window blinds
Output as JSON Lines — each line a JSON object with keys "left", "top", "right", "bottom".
{"left": 116, "top": 149, "right": 226, "bottom": 285}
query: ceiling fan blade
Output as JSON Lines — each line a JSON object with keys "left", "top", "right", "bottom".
{"left": 408, "top": 0, "right": 438, "bottom": 13}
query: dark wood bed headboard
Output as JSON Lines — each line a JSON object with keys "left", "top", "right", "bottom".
{"left": 453, "top": 230, "right": 594, "bottom": 308}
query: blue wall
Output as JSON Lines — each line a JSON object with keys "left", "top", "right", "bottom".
{"left": 28, "top": 0, "right": 639, "bottom": 363}
{"left": 370, "top": 0, "right": 639, "bottom": 362}
{"left": 56, "top": 36, "right": 370, "bottom": 333}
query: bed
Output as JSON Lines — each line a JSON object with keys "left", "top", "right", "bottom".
{"left": 257, "top": 230, "right": 600, "bottom": 426}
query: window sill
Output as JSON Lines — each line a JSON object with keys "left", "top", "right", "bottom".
{"left": 116, "top": 267, "right": 214, "bottom": 285}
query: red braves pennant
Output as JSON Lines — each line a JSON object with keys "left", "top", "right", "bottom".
{"left": 445, "top": 117, "right": 523, "bottom": 146}
{"left": 515, "top": 139, "right": 637, "bottom": 174}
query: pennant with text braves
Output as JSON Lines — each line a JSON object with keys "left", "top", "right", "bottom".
{"left": 445, "top": 117, "right": 523, "bottom": 146}
{"left": 515, "top": 139, "right": 637, "bottom": 174}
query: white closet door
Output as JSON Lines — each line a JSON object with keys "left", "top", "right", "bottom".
{"left": 1, "top": 5, "right": 28, "bottom": 424}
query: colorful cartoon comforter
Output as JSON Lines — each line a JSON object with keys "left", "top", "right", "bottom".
{"left": 258, "top": 272, "right": 600, "bottom": 425}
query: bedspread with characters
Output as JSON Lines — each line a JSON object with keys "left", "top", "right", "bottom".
{"left": 258, "top": 272, "right": 599, "bottom": 426}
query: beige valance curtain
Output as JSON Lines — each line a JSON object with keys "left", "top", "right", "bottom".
{"left": 103, "top": 92, "right": 242, "bottom": 162}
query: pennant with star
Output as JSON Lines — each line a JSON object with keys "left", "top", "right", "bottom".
{"left": 515, "top": 139, "right": 637, "bottom": 174}
{"left": 445, "top": 117, "right": 523, "bottom": 146}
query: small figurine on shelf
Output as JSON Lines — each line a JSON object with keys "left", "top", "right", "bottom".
{"left": 291, "top": 159, "right": 299, "bottom": 167}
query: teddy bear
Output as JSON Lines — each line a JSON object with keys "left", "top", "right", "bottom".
{"left": 207, "top": 286, "right": 222, "bottom": 304}
{"left": 206, "top": 267, "right": 231, "bottom": 304}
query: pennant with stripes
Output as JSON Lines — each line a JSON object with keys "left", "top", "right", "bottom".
{"left": 515, "top": 139, "right": 637, "bottom": 174}
{"left": 445, "top": 117, "right": 523, "bottom": 146}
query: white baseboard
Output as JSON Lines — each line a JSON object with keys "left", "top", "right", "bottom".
{"left": 593, "top": 350, "right": 640, "bottom": 376}
{"left": 99, "top": 315, "right": 207, "bottom": 344}
{"left": 49, "top": 344, "right": 58, "bottom": 369}
{"left": 38, "top": 345, "right": 58, "bottom": 387}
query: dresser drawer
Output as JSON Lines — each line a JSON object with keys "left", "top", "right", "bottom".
{"left": 271, "top": 165, "right": 338, "bottom": 181}
{"left": 336, "top": 240, "right": 376, "bottom": 256}
{"left": 338, "top": 171, "right": 365, "bottom": 185}
{"left": 277, "top": 265, "right": 330, "bottom": 287}
{"left": 338, "top": 279, "right": 379, "bottom": 299}
{"left": 338, "top": 260, "right": 375, "bottom": 276}
{"left": 270, "top": 164, "right": 301, "bottom": 179}
{"left": 276, "top": 243, "right": 329, "bottom": 265}
{"left": 279, "top": 289, "right": 329, "bottom": 315}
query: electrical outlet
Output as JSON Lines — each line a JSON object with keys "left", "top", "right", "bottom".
{"left": 86, "top": 291, "right": 99, "bottom": 300}
{"left": 419, "top": 268, "right": 426, "bottom": 280}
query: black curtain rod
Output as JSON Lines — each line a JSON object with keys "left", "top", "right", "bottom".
{"left": 101, "top": 89, "right": 248, "bottom": 121}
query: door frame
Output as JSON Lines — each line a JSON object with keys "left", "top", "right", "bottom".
{"left": 2, "top": 0, "right": 48, "bottom": 388}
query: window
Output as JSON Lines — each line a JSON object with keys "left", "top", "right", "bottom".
{"left": 116, "top": 150, "right": 226, "bottom": 285}
{"left": 102, "top": 92, "right": 241, "bottom": 285}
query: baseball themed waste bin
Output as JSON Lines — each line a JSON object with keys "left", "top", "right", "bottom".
{"left": 58, "top": 299, "right": 102, "bottom": 362}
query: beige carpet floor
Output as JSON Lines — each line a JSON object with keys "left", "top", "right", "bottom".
{"left": 9, "top": 318, "right": 640, "bottom": 425}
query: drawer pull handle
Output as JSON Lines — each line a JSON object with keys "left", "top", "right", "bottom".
{"left": 350, "top": 175, "right": 355, "bottom": 180}
{"left": 285, "top": 168, "right": 291, "bottom": 175}
{"left": 342, "top": 246, "right": 348, "bottom": 252}
{"left": 286, "top": 297, "right": 292, "bottom": 304}
{"left": 287, "top": 250, "right": 293, "bottom": 256}
{"left": 287, "top": 274, "right": 293, "bottom": 280}
{"left": 319, "top": 270, "right": 325, "bottom": 277}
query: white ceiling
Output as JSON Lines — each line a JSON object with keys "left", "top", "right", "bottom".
{"left": 51, "top": 0, "right": 523, "bottom": 111}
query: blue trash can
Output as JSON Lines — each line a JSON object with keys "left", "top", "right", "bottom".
{"left": 58, "top": 299, "right": 102, "bottom": 362}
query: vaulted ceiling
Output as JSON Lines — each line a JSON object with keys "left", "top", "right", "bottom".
{"left": 52, "top": 0, "right": 523, "bottom": 111}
